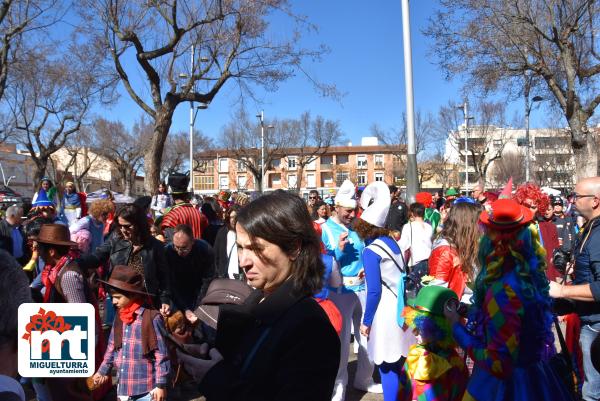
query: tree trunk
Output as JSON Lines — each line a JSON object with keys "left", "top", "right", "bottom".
{"left": 568, "top": 113, "right": 598, "bottom": 181}
{"left": 144, "top": 109, "right": 174, "bottom": 194}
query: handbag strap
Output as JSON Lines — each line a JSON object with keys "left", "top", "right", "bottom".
{"left": 370, "top": 242, "right": 406, "bottom": 272}
{"left": 553, "top": 315, "right": 572, "bottom": 364}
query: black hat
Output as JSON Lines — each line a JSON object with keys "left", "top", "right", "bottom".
{"left": 168, "top": 173, "right": 190, "bottom": 195}
{"left": 551, "top": 196, "right": 564, "bottom": 207}
{"left": 194, "top": 279, "right": 253, "bottom": 329}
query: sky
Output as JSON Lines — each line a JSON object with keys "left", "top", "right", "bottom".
{"left": 103, "top": 0, "right": 535, "bottom": 147}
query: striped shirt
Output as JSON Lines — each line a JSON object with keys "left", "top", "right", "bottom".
{"left": 98, "top": 307, "right": 170, "bottom": 397}
{"left": 161, "top": 204, "right": 206, "bottom": 239}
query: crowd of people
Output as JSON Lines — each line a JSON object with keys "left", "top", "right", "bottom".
{"left": 0, "top": 173, "right": 599, "bottom": 401}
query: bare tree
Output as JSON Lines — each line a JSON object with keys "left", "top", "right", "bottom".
{"left": 0, "top": 0, "right": 61, "bottom": 103}
{"left": 56, "top": 128, "right": 101, "bottom": 190}
{"left": 426, "top": 0, "right": 600, "bottom": 179}
{"left": 221, "top": 108, "right": 291, "bottom": 192}
{"left": 491, "top": 151, "right": 526, "bottom": 186}
{"left": 7, "top": 44, "right": 112, "bottom": 189}
{"left": 92, "top": 118, "right": 145, "bottom": 196}
{"left": 277, "top": 112, "right": 342, "bottom": 192}
{"left": 161, "top": 129, "right": 214, "bottom": 181}
{"left": 78, "top": 0, "right": 335, "bottom": 194}
{"left": 440, "top": 100, "right": 509, "bottom": 186}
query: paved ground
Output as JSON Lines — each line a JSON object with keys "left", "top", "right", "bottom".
{"left": 25, "top": 345, "right": 383, "bottom": 401}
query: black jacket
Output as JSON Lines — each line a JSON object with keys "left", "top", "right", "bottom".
{"left": 199, "top": 279, "right": 340, "bottom": 401}
{"left": 164, "top": 239, "right": 215, "bottom": 311}
{"left": 77, "top": 231, "right": 170, "bottom": 307}
{"left": 0, "top": 218, "right": 29, "bottom": 265}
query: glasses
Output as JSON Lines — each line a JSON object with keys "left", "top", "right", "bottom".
{"left": 174, "top": 244, "right": 192, "bottom": 253}
{"left": 573, "top": 193, "right": 596, "bottom": 201}
{"left": 119, "top": 223, "right": 133, "bottom": 230}
{"left": 309, "top": 196, "right": 317, "bottom": 200}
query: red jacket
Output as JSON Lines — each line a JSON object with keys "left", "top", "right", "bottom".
{"left": 428, "top": 239, "right": 468, "bottom": 298}
{"left": 538, "top": 220, "right": 560, "bottom": 281}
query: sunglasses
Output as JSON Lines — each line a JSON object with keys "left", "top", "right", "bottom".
{"left": 119, "top": 223, "right": 134, "bottom": 230}
{"left": 572, "top": 193, "right": 596, "bottom": 201}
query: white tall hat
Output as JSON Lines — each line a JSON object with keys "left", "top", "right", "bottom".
{"left": 360, "top": 181, "right": 391, "bottom": 228}
{"left": 334, "top": 179, "right": 357, "bottom": 209}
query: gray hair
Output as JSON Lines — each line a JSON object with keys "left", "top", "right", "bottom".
{"left": 0, "top": 250, "right": 32, "bottom": 347}
{"left": 5, "top": 205, "right": 22, "bottom": 219}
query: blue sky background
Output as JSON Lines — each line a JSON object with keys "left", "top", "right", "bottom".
{"left": 102, "top": 0, "right": 542, "bottom": 146}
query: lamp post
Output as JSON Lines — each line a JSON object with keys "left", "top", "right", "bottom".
{"left": 179, "top": 44, "right": 209, "bottom": 192}
{"left": 401, "top": 0, "right": 418, "bottom": 203}
{"left": 457, "top": 102, "right": 474, "bottom": 193}
{"left": 6, "top": 176, "right": 15, "bottom": 186}
{"left": 525, "top": 95, "right": 543, "bottom": 182}
{"left": 255, "top": 112, "right": 274, "bottom": 193}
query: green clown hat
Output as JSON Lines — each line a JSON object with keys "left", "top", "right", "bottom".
{"left": 411, "top": 285, "right": 458, "bottom": 316}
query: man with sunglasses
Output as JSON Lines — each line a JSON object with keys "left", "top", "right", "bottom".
{"left": 550, "top": 177, "right": 600, "bottom": 401}
{"left": 307, "top": 190, "right": 321, "bottom": 215}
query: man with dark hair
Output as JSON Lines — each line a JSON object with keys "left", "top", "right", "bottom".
{"left": 165, "top": 224, "right": 215, "bottom": 323}
{"left": 384, "top": 185, "right": 408, "bottom": 233}
{"left": 307, "top": 189, "right": 321, "bottom": 216}
{"left": 0, "top": 250, "right": 32, "bottom": 401}
{"left": 160, "top": 173, "right": 208, "bottom": 241}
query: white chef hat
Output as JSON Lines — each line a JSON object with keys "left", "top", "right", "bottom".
{"left": 334, "top": 179, "right": 357, "bottom": 209}
{"left": 360, "top": 181, "right": 391, "bottom": 228}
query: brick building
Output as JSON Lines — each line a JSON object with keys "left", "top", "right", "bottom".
{"left": 193, "top": 137, "right": 406, "bottom": 196}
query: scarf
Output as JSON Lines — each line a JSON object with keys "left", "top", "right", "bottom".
{"left": 41, "top": 254, "right": 73, "bottom": 303}
{"left": 118, "top": 300, "right": 143, "bottom": 325}
{"left": 63, "top": 191, "right": 81, "bottom": 207}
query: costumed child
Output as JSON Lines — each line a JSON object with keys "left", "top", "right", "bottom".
{"left": 92, "top": 265, "right": 170, "bottom": 401}
{"left": 403, "top": 285, "right": 468, "bottom": 401}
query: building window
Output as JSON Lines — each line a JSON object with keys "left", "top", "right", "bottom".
{"left": 237, "top": 175, "right": 247, "bottom": 189}
{"left": 375, "top": 172, "right": 384, "bottom": 182}
{"left": 336, "top": 155, "right": 349, "bottom": 164}
{"left": 218, "top": 158, "right": 229, "bottom": 173}
{"left": 271, "top": 159, "right": 281, "bottom": 169}
{"left": 198, "top": 159, "right": 214, "bottom": 174}
{"left": 306, "top": 173, "right": 316, "bottom": 188}
{"left": 336, "top": 171, "right": 349, "bottom": 186}
{"left": 321, "top": 155, "right": 334, "bottom": 169}
{"left": 270, "top": 173, "right": 281, "bottom": 187}
{"left": 288, "top": 174, "right": 297, "bottom": 188}
{"left": 237, "top": 159, "right": 246, "bottom": 172}
{"left": 287, "top": 156, "right": 297, "bottom": 170}
{"left": 493, "top": 139, "right": 502, "bottom": 149}
{"left": 321, "top": 172, "right": 333, "bottom": 186}
{"left": 219, "top": 175, "right": 229, "bottom": 189}
{"left": 374, "top": 154, "right": 384, "bottom": 167}
{"left": 305, "top": 158, "right": 316, "bottom": 171}
{"left": 357, "top": 155, "right": 367, "bottom": 169}
{"left": 357, "top": 173, "right": 367, "bottom": 185}
{"left": 194, "top": 175, "right": 214, "bottom": 191}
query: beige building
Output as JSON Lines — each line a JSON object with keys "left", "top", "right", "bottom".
{"left": 0, "top": 143, "right": 36, "bottom": 196}
{"left": 193, "top": 137, "right": 407, "bottom": 195}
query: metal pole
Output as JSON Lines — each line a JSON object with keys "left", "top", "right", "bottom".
{"left": 525, "top": 105, "right": 531, "bottom": 182}
{"left": 463, "top": 101, "right": 469, "bottom": 193}
{"left": 188, "top": 45, "right": 195, "bottom": 192}
{"left": 260, "top": 111, "right": 265, "bottom": 194}
{"left": 401, "top": 0, "right": 418, "bottom": 203}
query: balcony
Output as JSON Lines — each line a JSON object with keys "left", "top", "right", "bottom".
{"left": 320, "top": 163, "right": 334, "bottom": 170}
{"left": 374, "top": 162, "right": 384, "bottom": 169}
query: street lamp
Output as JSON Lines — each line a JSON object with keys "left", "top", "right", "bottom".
{"left": 457, "top": 102, "right": 474, "bottom": 193}
{"left": 6, "top": 176, "right": 15, "bottom": 186}
{"left": 525, "top": 95, "right": 544, "bottom": 182}
{"left": 179, "top": 44, "right": 210, "bottom": 192}
{"left": 255, "top": 112, "right": 274, "bottom": 194}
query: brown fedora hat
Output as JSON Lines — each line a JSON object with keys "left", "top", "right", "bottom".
{"left": 33, "top": 224, "right": 77, "bottom": 247}
{"left": 97, "top": 265, "right": 153, "bottom": 296}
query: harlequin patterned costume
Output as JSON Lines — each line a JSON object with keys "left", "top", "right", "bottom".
{"left": 402, "top": 286, "right": 468, "bottom": 401}
{"left": 453, "top": 213, "right": 573, "bottom": 401}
